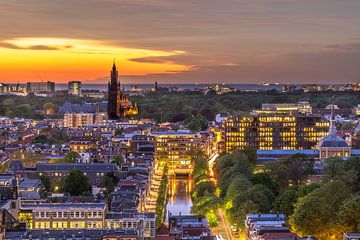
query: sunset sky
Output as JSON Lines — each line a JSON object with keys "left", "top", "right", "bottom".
{"left": 1, "top": 0, "right": 360, "bottom": 84}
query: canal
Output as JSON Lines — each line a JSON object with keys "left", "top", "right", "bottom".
{"left": 166, "top": 176, "right": 193, "bottom": 219}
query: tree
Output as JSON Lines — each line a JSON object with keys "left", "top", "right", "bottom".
{"left": 43, "top": 102, "right": 55, "bottom": 114}
{"left": 63, "top": 151, "right": 80, "bottom": 163}
{"left": 51, "top": 130, "right": 69, "bottom": 144}
{"left": 323, "top": 157, "right": 345, "bottom": 181}
{"left": 230, "top": 184, "right": 275, "bottom": 228}
{"left": 281, "top": 154, "right": 314, "bottom": 187}
{"left": 113, "top": 155, "right": 124, "bottom": 167}
{"left": 296, "top": 183, "right": 320, "bottom": 198}
{"left": 192, "top": 181, "right": 216, "bottom": 201}
{"left": 272, "top": 188, "right": 297, "bottom": 216}
{"left": 61, "top": 169, "right": 91, "bottom": 196}
{"left": 32, "top": 135, "right": 50, "bottom": 144}
{"left": 101, "top": 175, "right": 115, "bottom": 198}
{"left": 114, "top": 128, "right": 123, "bottom": 136}
{"left": 338, "top": 194, "right": 360, "bottom": 232}
{"left": 39, "top": 175, "right": 51, "bottom": 193}
{"left": 343, "top": 157, "right": 360, "bottom": 192}
{"left": 250, "top": 172, "right": 278, "bottom": 195}
{"left": 290, "top": 181, "right": 351, "bottom": 240}
{"left": 225, "top": 175, "right": 252, "bottom": 202}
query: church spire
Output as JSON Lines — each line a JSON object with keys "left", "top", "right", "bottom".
{"left": 329, "top": 97, "right": 337, "bottom": 137}
{"left": 112, "top": 58, "right": 116, "bottom": 71}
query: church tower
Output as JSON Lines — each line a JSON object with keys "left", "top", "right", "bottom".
{"left": 108, "top": 61, "right": 121, "bottom": 119}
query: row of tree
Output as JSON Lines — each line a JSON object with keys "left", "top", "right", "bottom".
{"left": 155, "top": 165, "right": 169, "bottom": 226}
{"left": 214, "top": 149, "right": 360, "bottom": 239}
{"left": 190, "top": 149, "right": 220, "bottom": 227}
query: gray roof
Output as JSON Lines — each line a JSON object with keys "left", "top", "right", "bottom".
{"left": 257, "top": 149, "right": 318, "bottom": 155}
{"left": 19, "top": 179, "right": 41, "bottom": 189}
{"left": 4, "top": 229, "right": 139, "bottom": 240}
{"left": 59, "top": 101, "right": 107, "bottom": 114}
{"left": 24, "top": 202, "right": 106, "bottom": 210}
{"left": 319, "top": 135, "right": 349, "bottom": 147}
{"left": 36, "top": 163, "right": 119, "bottom": 172}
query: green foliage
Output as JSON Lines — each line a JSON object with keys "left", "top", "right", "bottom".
{"left": 324, "top": 156, "right": 360, "bottom": 192}
{"left": 225, "top": 175, "right": 252, "bottom": 201}
{"left": 230, "top": 184, "right": 275, "bottom": 228}
{"left": 215, "top": 149, "right": 255, "bottom": 197}
{"left": 11, "top": 150, "right": 46, "bottom": 167}
{"left": 51, "top": 130, "right": 70, "bottom": 144}
{"left": 155, "top": 165, "right": 169, "bottom": 226}
{"left": 32, "top": 135, "right": 50, "bottom": 144}
{"left": 205, "top": 210, "right": 218, "bottom": 227}
{"left": 114, "top": 128, "right": 124, "bottom": 136}
{"left": 295, "top": 183, "right": 320, "bottom": 198}
{"left": 39, "top": 175, "right": 51, "bottom": 193}
{"left": 264, "top": 154, "right": 314, "bottom": 189}
{"left": 272, "top": 188, "right": 298, "bottom": 216}
{"left": 63, "top": 151, "right": 80, "bottom": 163}
{"left": 101, "top": 174, "right": 116, "bottom": 198}
{"left": 189, "top": 149, "right": 219, "bottom": 227}
{"left": 250, "top": 172, "right": 279, "bottom": 195}
{"left": 290, "top": 180, "right": 351, "bottom": 240}
{"left": 338, "top": 194, "right": 360, "bottom": 232}
{"left": 61, "top": 169, "right": 91, "bottom": 196}
{"left": 113, "top": 155, "right": 125, "bottom": 167}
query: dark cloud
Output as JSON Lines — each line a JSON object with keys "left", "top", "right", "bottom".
{"left": 1, "top": 0, "right": 360, "bottom": 83}
{"left": 0, "top": 42, "right": 72, "bottom": 50}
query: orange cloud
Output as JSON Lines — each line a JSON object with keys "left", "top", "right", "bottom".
{"left": 0, "top": 38, "right": 190, "bottom": 83}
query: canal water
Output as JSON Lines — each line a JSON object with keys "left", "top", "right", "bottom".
{"left": 166, "top": 176, "right": 193, "bottom": 219}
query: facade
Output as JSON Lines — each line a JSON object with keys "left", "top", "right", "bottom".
{"left": 16, "top": 201, "right": 155, "bottom": 238}
{"left": 64, "top": 112, "right": 107, "bottom": 128}
{"left": 224, "top": 114, "right": 328, "bottom": 153}
{"left": 151, "top": 131, "right": 196, "bottom": 175}
{"left": 253, "top": 102, "right": 312, "bottom": 115}
{"left": 68, "top": 81, "right": 82, "bottom": 96}
{"left": 64, "top": 112, "right": 94, "bottom": 127}
{"left": 108, "top": 62, "right": 138, "bottom": 120}
{"left": 26, "top": 81, "right": 55, "bottom": 94}
{"left": 31, "top": 203, "right": 106, "bottom": 230}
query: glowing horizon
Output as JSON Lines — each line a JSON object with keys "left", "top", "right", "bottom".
{"left": 0, "top": 37, "right": 190, "bottom": 83}
{"left": 1, "top": 1, "right": 360, "bottom": 84}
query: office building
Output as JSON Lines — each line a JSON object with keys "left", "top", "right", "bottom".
{"left": 151, "top": 130, "right": 196, "bottom": 174}
{"left": 26, "top": 81, "right": 55, "bottom": 94}
{"left": 253, "top": 102, "right": 312, "bottom": 115}
{"left": 224, "top": 114, "right": 328, "bottom": 153}
{"left": 68, "top": 81, "right": 81, "bottom": 96}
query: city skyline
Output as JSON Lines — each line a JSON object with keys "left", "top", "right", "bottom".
{"left": 1, "top": 0, "right": 360, "bottom": 84}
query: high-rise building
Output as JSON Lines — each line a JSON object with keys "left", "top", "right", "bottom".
{"left": 107, "top": 62, "right": 138, "bottom": 120}
{"left": 68, "top": 81, "right": 81, "bottom": 96}
{"left": 26, "top": 81, "right": 55, "bottom": 94}
{"left": 224, "top": 114, "right": 329, "bottom": 153}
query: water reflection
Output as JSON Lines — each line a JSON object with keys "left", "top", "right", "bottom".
{"left": 166, "top": 176, "right": 193, "bottom": 217}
